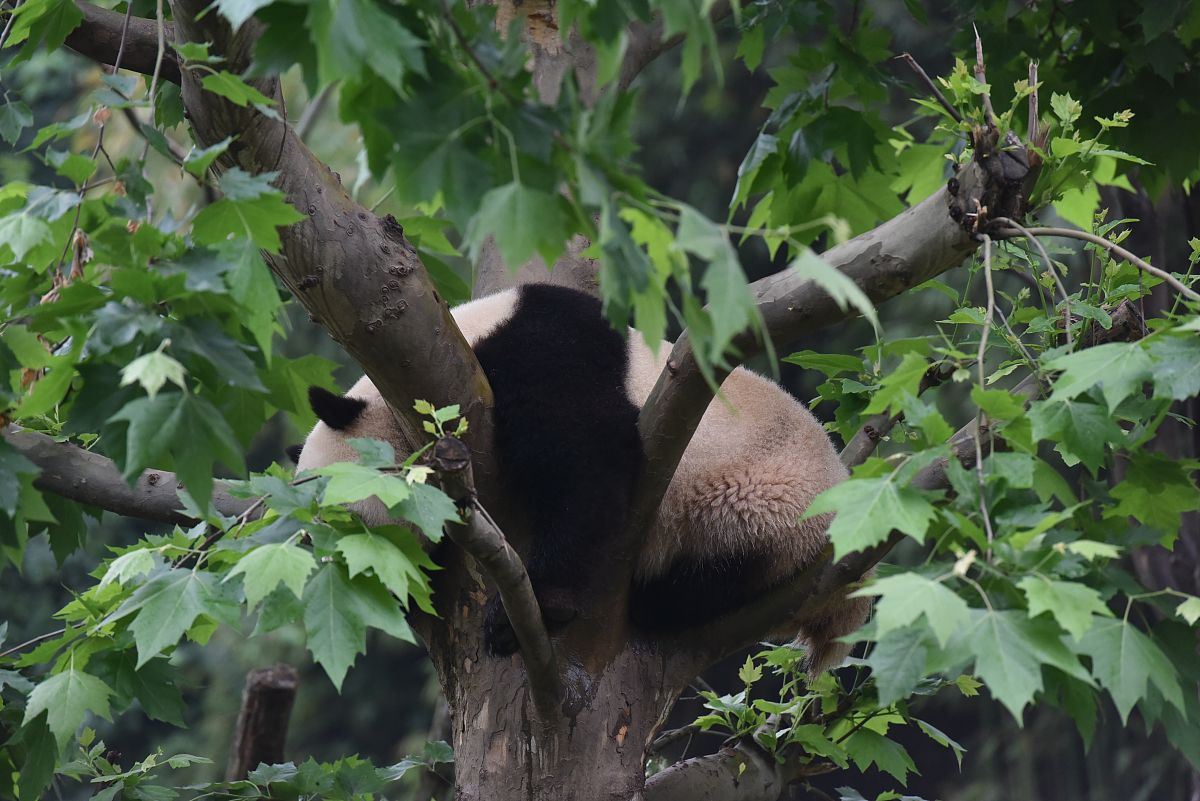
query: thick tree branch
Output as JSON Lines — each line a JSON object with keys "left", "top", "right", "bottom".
{"left": 65, "top": 2, "right": 180, "bottom": 84}
{"left": 3, "top": 426, "right": 254, "bottom": 524}
{"left": 644, "top": 742, "right": 787, "bottom": 801}
{"left": 163, "top": 0, "right": 495, "bottom": 473}
{"left": 622, "top": 188, "right": 978, "bottom": 586}
{"left": 431, "top": 437, "right": 562, "bottom": 723}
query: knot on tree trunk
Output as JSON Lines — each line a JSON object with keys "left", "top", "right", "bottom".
{"left": 947, "top": 127, "right": 1039, "bottom": 234}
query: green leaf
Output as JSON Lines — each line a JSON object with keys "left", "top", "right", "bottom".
{"left": 111, "top": 392, "right": 245, "bottom": 512}
{"left": 200, "top": 71, "right": 276, "bottom": 108}
{"left": 1076, "top": 616, "right": 1184, "bottom": 723}
{"left": 303, "top": 563, "right": 368, "bottom": 690}
{"left": 844, "top": 729, "right": 916, "bottom": 785}
{"left": 677, "top": 206, "right": 757, "bottom": 362}
{"left": 867, "top": 628, "right": 929, "bottom": 706}
{"left": 309, "top": 0, "right": 426, "bottom": 93}
{"left": 0, "top": 99, "right": 33, "bottom": 144}
{"left": 120, "top": 350, "right": 188, "bottom": 400}
{"left": 0, "top": 212, "right": 54, "bottom": 260}
{"left": 16, "top": 716, "right": 57, "bottom": 801}
{"left": 392, "top": 481, "right": 458, "bottom": 543}
{"left": 317, "top": 462, "right": 411, "bottom": 508}
{"left": 915, "top": 719, "right": 967, "bottom": 768}
{"left": 212, "top": 0, "right": 274, "bottom": 30}
{"left": 192, "top": 192, "right": 305, "bottom": 253}
{"left": 123, "top": 570, "right": 237, "bottom": 667}
{"left": 805, "top": 475, "right": 939, "bottom": 559}
{"left": 1045, "top": 342, "right": 1153, "bottom": 412}
{"left": 227, "top": 541, "right": 317, "bottom": 609}
{"left": 855, "top": 573, "right": 969, "bottom": 647}
{"left": 863, "top": 352, "right": 928, "bottom": 415}
{"left": 23, "top": 658, "right": 113, "bottom": 747}
{"left": 964, "top": 609, "right": 1092, "bottom": 721}
{"left": 6, "top": 0, "right": 83, "bottom": 59}
{"left": 336, "top": 526, "right": 436, "bottom": 613}
{"left": 1148, "top": 335, "right": 1200, "bottom": 401}
{"left": 788, "top": 248, "right": 879, "bottom": 330}
{"left": 1017, "top": 576, "right": 1111, "bottom": 641}
{"left": 782, "top": 350, "right": 863, "bottom": 377}
{"left": 184, "top": 137, "right": 232, "bottom": 178}
{"left": 1175, "top": 597, "right": 1200, "bottom": 625}
{"left": 465, "top": 182, "right": 571, "bottom": 271}
{"left": 1028, "top": 398, "right": 1124, "bottom": 473}
{"left": 99, "top": 549, "right": 157, "bottom": 588}
{"left": 1063, "top": 540, "right": 1121, "bottom": 560}
{"left": 1107, "top": 451, "right": 1200, "bottom": 539}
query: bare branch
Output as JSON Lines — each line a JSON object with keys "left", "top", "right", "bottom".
{"left": 431, "top": 437, "right": 562, "bottom": 723}
{"left": 643, "top": 741, "right": 788, "bottom": 801}
{"left": 3, "top": 426, "right": 254, "bottom": 524}
{"left": 972, "top": 25, "right": 997, "bottom": 127}
{"left": 991, "top": 222, "right": 1200, "bottom": 302}
{"left": 896, "top": 52, "right": 963, "bottom": 124}
{"left": 839, "top": 361, "right": 954, "bottom": 468}
{"left": 618, "top": 2, "right": 734, "bottom": 91}
{"left": 65, "top": 2, "right": 180, "bottom": 84}
{"left": 225, "top": 664, "right": 298, "bottom": 780}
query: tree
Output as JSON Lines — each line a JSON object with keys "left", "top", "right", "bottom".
{"left": 1, "top": 1, "right": 1199, "bottom": 800}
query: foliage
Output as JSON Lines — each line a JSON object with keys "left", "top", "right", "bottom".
{"left": 0, "top": 0, "right": 1199, "bottom": 798}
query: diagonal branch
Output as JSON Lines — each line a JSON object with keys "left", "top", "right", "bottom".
{"left": 431, "top": 437, "right": 562, "bottom": 723}
{"left": 3, "top": 426, "right": 253, "bottom": 523}
{"left": 65, "top": 2, "right": 180, "bottom": 83}
{"left": 623, "top": 188, "right": 979, "bottom": 578}
{"left": 161, "top": 0, "right": 496, "bottom": 475}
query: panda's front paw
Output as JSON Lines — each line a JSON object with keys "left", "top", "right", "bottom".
{"left": 483, "top": 594, "right": 519, "bottom": 656}
{"left": 481, "top": 587, "right": 582, "bottom": 656}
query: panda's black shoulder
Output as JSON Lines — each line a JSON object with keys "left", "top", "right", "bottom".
{"left": 471, "top": 282, "right": 641, "bottom": 504}
{"left": 472, "top": 284, "right": 632, "bottom": 398}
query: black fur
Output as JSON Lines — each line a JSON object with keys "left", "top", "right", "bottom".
{"left": 285, "top": 443, "right": 304, "bottom": 463}
{"left": 308, "top": 386, "right": 367, "bottom": 430}
{"left": 630, "top": 552, "right": 776, "bottom": 632}
{"left": 473, "top": 284, "right": 643, "bottom": 654}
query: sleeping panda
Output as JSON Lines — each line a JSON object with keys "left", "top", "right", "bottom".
{"left": 292, "top": 283, "right": 869, "bottom": 672}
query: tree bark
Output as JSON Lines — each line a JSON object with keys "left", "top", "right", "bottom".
{"left": 225, "top": 664, "right": 298, "bottom": 780}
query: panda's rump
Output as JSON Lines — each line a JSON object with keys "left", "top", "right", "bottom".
{"left": 633, "top": 367, "right": 847, "bottom": 617}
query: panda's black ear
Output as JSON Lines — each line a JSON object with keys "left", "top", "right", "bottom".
{"left": 308, "top": 386, "right": 367, "bottom": 430}
{"left": 285, "top": 444, "right": 304, "bottom": 463}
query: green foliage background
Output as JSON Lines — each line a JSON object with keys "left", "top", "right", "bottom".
{"left": 1, "top": 0, "right": 1199, "bottom": 799}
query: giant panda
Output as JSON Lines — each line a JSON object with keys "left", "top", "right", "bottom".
{"left": 293, "top": 284, "right": 869, "bottom": 672}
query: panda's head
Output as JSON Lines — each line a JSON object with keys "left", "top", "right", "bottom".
{"left": 290, "top": 377, "right": 402, "bottom": 473}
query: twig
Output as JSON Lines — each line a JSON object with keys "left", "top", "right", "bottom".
{"left": 295, "top": 81, "right": 338, "bottom": 142}
{"left": 122, "top": 107, "right": 186, "bottom": 165}
{"left": 992, "top": 223, "right": 1200, "bottom": 302}
{"left": 1028, "top": 60, "right": 1040, "bottom": 143}
{"left": 431, "top": 437, "right": 562, "bottom": 724}
{"left": 972, "top": 25, "right": 997, "bottom": 127}
{"left": 839, "top": 361, "right": 954, "bottom": 468}
{"left": 990, "top": 216, "right": 1074, "bottom": 345}
{"left": 0, "top": 626, "right": 69, "bottom": 660}
{"left": 139, "top": 0, "right": 167, "bottom": 162}
{"left": 896, "top": 52, "right": 963, "bottom": 124}
{"left": 975, "top": 234, "right": 996, "bottom": 550}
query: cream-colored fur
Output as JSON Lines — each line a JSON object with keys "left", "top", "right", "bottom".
{"left": 297, "top": 288, "right": 869, "bottom": 671}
